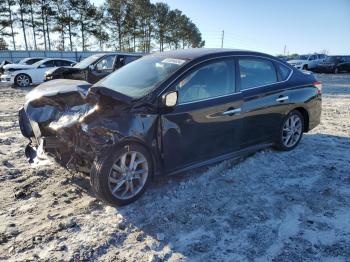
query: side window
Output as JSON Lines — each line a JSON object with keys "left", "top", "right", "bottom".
{"left": 238, "top": 58, "right": 277, "bottom": 90}
{"left": 176, "top": 60, "right": 234, "bottom": 104}
{"left": 60, "top": 60, "right": 74, "bottom": 66}
{"left": 41, "top": 60, "right": 55, "bottom": 68}
{"left": 309, "top": 55, "right": 316, "bottom": 60}
{"left": 124, "top": 56, "right": 140, "bottom": 65}
{"left": 96, "top": 55, "right": 115, "bottom": 71}
{"left": 277, "top": 63, "right": 292, "bottom": 81}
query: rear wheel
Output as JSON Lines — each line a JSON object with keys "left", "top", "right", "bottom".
{"left": 276, "top": 110, "right": 304, "bottom": 151}
{"left": 15, "top": 74, "right": 31, "bottom": 87}
{"left": 302, "top": 64, "right": 308, "bottom": 70}
{"left": 90, "top": 144, "right": 152, "bottom": 205}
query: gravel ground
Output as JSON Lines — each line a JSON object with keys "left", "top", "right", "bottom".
{"left": 0, "top": 74, "right": 349, "bottom": 262}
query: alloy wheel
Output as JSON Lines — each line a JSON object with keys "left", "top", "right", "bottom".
{"left": 108, "top": 151, "right": 149, "bottom": 200}
{"left": 282, "top": 114, "right": 302, "bottom": 148}
{"left": 16, "top": 74, "right": 30, "bottom": 87}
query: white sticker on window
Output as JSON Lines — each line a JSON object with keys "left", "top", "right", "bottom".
{"left": 161, "top": 58, "right": 186, "bottom": 65}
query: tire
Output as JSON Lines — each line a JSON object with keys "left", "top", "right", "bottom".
{"left": 302, "top": 65, "right": 308, "bottom": 70}
{"left": 90, "top": 143, "right": 153, "bottom": 205}
{"left": 276, "top": 110, "right": 304, "bottom": 151}
{"left": 15, "top": 74, "right": 31, "bottom": 87}
{"left": 334, "top": 67, "right": 339, "bottom": 74}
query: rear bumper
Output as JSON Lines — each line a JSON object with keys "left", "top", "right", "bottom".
{"left": 307, "top": 95, "right": 322, "bottom": 131}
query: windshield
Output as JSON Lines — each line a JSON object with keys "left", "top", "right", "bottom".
{"left": 297, "top": 55, "right": 309, "bottom": 60}
{"left": 74, "top": 55, "right": 103, "bottom": 69}
{"left": 32, "top": 60, "right": 45, "bottom": 67}
{"left": 18, "top": 58, "right": 29, "bottom": 65}
{"left": 98, "top": 55, "right": 187, "bottom": 99}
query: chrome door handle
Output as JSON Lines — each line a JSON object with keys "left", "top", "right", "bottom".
{"left": 223, "top": 108, "right": 241, "bottom": 115}
{"left": 276, "top": 96, "right": 289, "bottom": 102}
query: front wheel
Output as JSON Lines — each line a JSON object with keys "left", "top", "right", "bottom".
{"left": 15, "top": 74, "right": 31, "bottom": 87}
{"left": 90, "top": 144, "right": 152, "bottom": 205}
{"left": 276, "top": 110, "right": 304, "bottom": 151}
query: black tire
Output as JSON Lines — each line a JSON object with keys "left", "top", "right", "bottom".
{"left": 302, "top": 65, "right": 308, "bottom": 70}
{"left": 90, "top": 143, "right": 153, "bottom": 206}
{"left": 276, "top": 110, "right": 304, "bottom": 151}
{"left": 15, "top": 73, "right": 31, "bottom": 87}
{"left": 334, "top": 67, "right": 339, "bottom": 74}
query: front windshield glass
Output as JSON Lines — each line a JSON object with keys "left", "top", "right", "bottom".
{"left": 297, "top": 55, "right": 309, "bottom": 60}
{"left": 98, "top": 55, "right": 187, "bottom": 99}
{"left": 18, "top": 59, "right": 28, "bottom": 65}
{"left": 32, "top": 60, "right": 45, "bottom": 67}
{"left": 74, "top": 55, "right": 103, "bottom": 69}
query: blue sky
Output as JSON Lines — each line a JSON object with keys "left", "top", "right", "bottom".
{"left": 92, "top": 0, "right": 350, "bottom": 55}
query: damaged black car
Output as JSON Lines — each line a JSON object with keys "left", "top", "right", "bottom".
{"left": 19, "top": 49, "right": 322, "bottom": 205}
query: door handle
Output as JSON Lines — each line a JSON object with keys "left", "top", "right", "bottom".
{"left": 223, "top": 108, "right": 241, "bottom": 116}
{"left": 276, "top": 96, "right": 289, "bottom": 102}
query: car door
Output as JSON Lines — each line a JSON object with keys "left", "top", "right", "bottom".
{"left": 160, "top": 58, "right": 244, "bottom": 172}
{"left": 87, "top": 55, "right": 117, "bottom": 83}
{"left": 32, "top": 60, "right": 56, "bottom": 83}
{"left": 237, "top": 57, "right": 292, "bottom": 147}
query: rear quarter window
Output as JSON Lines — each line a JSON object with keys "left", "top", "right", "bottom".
{"left": 277, "top": 63, "right": 292, "bottom": 81}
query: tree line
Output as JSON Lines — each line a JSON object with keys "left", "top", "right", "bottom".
{"left": 0, "top": 0, "right": 205, "bottom": 52}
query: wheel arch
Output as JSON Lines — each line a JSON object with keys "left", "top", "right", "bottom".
{"left": 291, "top": 107, "right": 309, "bottom": 132}
{"left": 115, "top": 137, "right": 162, "bottom": 178}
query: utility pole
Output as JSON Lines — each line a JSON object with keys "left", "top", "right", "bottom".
{"left": 284, "top": 44, "right": 287, "bottom": 56}
{"left": 221, "top": 30, "right": 224, "bottom": 48}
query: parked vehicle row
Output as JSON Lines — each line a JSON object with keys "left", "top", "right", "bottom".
{"left": 314, "top": 55, "right": 350, "bottom": 74}
{"left": 0, "top": 53, "right": 142, "bottom": 87}
{"left": 19, "top": 48, "right": 322, "bottom": 205}
{"left": 44, "top": 53, "right": 142, "bottom": 84}
{"left": 288, "top": 53, "right": 327, "bottom": 71}
{"left": 1, "top": 58, "right": 76, "bottom": 87}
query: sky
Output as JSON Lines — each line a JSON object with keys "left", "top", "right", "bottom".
{"left": 92, "top": 0, "right": 350, "bottom": 55}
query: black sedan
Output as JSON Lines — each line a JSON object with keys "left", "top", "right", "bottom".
{"left": 314, "top": 55, "right": 350, "bottom": 74}
{"left": 44, "top": 53, "right": 142, "bottom": 84}
{"left": 19, "top": 49, "right": 322, "bottom": 205}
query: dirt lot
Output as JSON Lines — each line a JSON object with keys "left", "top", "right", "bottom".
{"left": 0, "top": 74, "right": 349, "bottom": 262}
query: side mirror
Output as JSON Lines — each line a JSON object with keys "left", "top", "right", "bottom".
{"left": 162, "top": 91, "right": 178, "bottom": 107}
{"left": 39, "top": 64, "right": 46, "bottom": 68}
{"left": 88, "top": 64, "right": 95, "bottom": 71}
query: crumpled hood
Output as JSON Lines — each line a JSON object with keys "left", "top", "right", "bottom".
{"left": 25, "top": 79, "right": 91, "bottom": 103}
{"left": 24, "top": 79, "right": 92, "bottom": 124}
{"left": 3, "top": 64, "right": 35, "bottom": 70}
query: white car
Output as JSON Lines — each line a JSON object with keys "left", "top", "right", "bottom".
{"left": 288, "top": 54, "right": 327, "bottom": 71}
{"left": 1, "top": 58, "right": 76, "bottom": 87}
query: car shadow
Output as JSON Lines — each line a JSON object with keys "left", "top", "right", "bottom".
{"left": 69, "top": 132, "right": 350, "bottom": 260}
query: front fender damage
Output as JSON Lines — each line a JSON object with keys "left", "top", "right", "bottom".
{"left": 20, "top": 79, "right": 159, "bottom": 173}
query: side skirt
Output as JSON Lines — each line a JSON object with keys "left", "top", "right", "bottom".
{"left": 166, "top": 143, "right": 274, "bottom": 176}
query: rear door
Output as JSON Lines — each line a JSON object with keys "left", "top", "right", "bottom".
{"left": 237, "top": 57, "right": 292, "bottom": 147}
{"left": 160, "top": 58, "right": 244, "bottom": 172}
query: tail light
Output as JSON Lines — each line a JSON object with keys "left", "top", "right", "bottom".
{"left": 313, "top": 81, "right": 322, "bottom": 94}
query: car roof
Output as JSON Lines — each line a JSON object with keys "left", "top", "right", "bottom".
{"left": 147, "top": 48, "right": 277, "bottom": 61}
{"left": 38, "top": 58, "right": 75, "bottom": 63}
{"left": 22, "top": 57, "right": 45, "bottom": 60}
{"left": 87, "top": 52, "right": 142, "bottom": 57}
